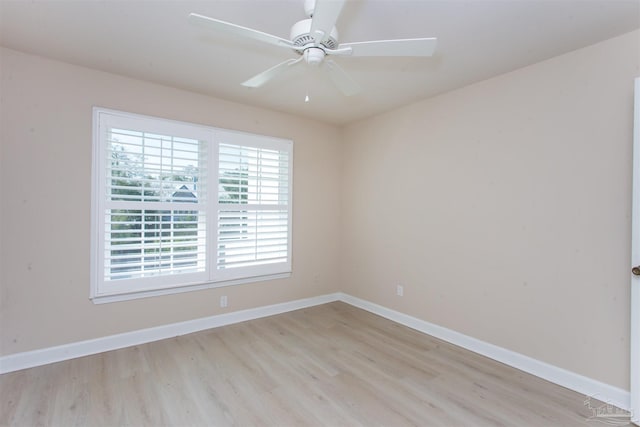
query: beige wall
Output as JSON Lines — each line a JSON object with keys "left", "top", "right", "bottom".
{"left": 1, "top": 30, "right": 639, "bottom": 391}
{"left": 341, "top": 30, "right": 639, "bottom": 390}
{"left": 0, "top": 47, "right": 343, "bottom": 356}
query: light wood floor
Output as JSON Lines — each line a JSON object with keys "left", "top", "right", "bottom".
{"left": 1, "top": 302, "right": 607, "bottom": 426}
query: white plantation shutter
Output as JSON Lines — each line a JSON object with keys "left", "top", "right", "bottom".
{"left": 91, "top": 109, "right": 293, "bottom": 302}
{"left": 94, "top": 111, "right": 212, "bottom": 297}
{"left": 215, "top": 132, "right": 292, "bottom": 281}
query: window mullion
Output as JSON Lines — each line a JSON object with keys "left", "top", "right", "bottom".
{"left": 209, "top": 136, "right": 219, "bottom": 282}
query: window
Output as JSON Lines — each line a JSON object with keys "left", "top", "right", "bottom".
{"left": 91, "top": 108, "right": 292, "bottom": 303}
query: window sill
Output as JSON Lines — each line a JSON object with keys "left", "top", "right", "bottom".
{"left": 90, "top": 272, "right": 291, "bottom": 304}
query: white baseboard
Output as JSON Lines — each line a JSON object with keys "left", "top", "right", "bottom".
{"left": 338, "top": 293, "right": 631, "bottom": 412}
{"left": 0, "top": 291, "right": 630, "bottom": 413}
{"left": 0, "top": 293, "right": 340, "bottom": 375}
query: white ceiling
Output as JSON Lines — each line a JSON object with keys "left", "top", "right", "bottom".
{"left": 1, "top": 0, "right": 639, "bottom": 125}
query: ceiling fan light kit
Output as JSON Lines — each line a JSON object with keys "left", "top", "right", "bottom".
{"left": 189, "top": 0, "right": 437, "bottom": 97}
{"left": 303, "top": 47, "right": 325, "bottom": 66}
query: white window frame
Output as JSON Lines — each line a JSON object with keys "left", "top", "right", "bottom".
{"left": 90, "top": 108, "right": 293, "bottom": 304}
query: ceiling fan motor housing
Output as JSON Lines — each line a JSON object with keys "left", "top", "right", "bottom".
{"left": 290, "top": 18, "right": 339, "bottom": 50}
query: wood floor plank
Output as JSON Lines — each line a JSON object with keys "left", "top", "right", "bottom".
{"left": 0, "top": 302, "right": 612, "bottom": 426}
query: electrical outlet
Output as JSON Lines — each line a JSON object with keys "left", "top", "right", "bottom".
{"left": 396, "top": 285, "right": 404, "bottom": 297}
{"left": 220, "top": 295, "right": 228, "bottom": 308}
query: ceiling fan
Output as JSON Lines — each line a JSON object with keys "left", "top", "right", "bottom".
{"left": 189, "top": 0, "right": 437, "bottom": 97}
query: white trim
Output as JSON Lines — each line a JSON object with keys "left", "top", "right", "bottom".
{"left": 338, "top": 293, "right": 631, "bottom": 412}
{"left": 0, "top": 292, "right": 630, "bottom": 413}
{"left": 631, "top": 76, "right": 640, "bottom": 425}
{"left": 0, "top": 293, "right": 340, "bottom": 374}
{"left": 91, "top": 272, "right": 291, "bottom": 304}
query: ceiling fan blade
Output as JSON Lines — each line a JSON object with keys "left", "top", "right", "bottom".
{"left": 339, "top": 38, "right": 437, "bottom": 57}
{"left": 325, "top": 60, "right": 360, "bottom": 96}
{"left": 310, "top": 0, "right": 345, "bottom": 44}
{"left": 242, "top": 57, "right": 304, "bottom": 88}
{"left": 189, "top": 13, "right": 296, "bottom": 50}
